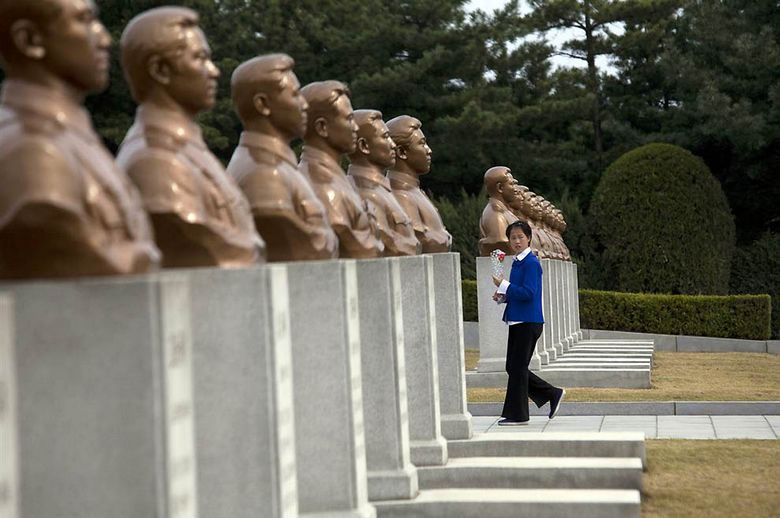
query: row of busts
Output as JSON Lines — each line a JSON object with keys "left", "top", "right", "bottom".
{"left": 0, "top": 4, "right": 452, "bottom": 280}
{"left": 479, "top": 166, "right": 571, "bottom": 261}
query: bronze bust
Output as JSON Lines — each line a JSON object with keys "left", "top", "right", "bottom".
{"left": 298, "top": 81, "right": 383, "bottom": 258}
{"left": 386, "top": 115, "right": 452, "bottom": 253}
{"left": 226, "top": 54, "right": 337, "bottom": 261}
{"left": 117, "top": 6, "right": 265, "bottom": 267}
{"left": 0, "top": 0, "right": 160, "bottom": 279}
{"left": 347, "top": 109, "right": 419, "bottom": 256}
{"left": 478, "top": 166, "right": 519, "bottom": 256}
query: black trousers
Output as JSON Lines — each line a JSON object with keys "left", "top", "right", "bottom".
{"left": 501, "top": 323, "right": 559, "bottom": 422}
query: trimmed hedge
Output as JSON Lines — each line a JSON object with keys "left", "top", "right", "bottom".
{"left": 589, "top": 143, "right": 735, "bottom": 295}
{"left": 580, "top": 289, "right": 771, "bottom": 340}
{"left": 462, "top": 279, "right": 478, "bottom": 321}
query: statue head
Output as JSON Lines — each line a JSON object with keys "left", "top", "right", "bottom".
{"left": 121, "top": 6, "right": 220, "bottom": 117}
{"left": 300, "top": 80, "right": 357, "bottom": 154}
{"left": 483, "top": 166, "right": 517, "bottom": 206}
{"left": 231, "top": 53, "right": 308, "bottom": 142}
{"left": 0, "top": 0, "right": 111, "bottom": 96}
{"left": 553, "top": 208, "right": 567, "bottom": 232}
{"left": 526, "top": 193, "right": 542, "bottom": 220}
{"left": 508, "top": 183, "right": 526, "bottom": 211}
{"left": 349, "top": 109, "right": 396, "bottom": 169}
{"left": 386, "top": 115, "right": 432, "bottom": 176}
{"left": 540, "top": 200, "right": 554, "bottom": 225}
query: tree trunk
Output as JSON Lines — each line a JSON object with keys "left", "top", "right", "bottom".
{"left": 584, "top": 3, "right": 603, "bottom": 163}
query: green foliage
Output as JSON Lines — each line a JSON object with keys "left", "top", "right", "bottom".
{"left": 580, "top": 290, "right": 771, "bottom": 340}
{"left": 730, "top": 233, "right": 780, "bottom": 338}
{"left": 2, "top": 0, "right": 776, "bottom": 261}
{"left": 589, "top": 143, "right": 735, "bottom": 294}
{"left": 461, "top": 279, "right": 478, "bottom": 322}
{"left": 435, "top": 190, "right": 484, "bottom": 280}
{"left": 606, "top": 0, "right": 780, "bottom": 242}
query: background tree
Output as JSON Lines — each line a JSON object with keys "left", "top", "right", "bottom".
{"left": 589, "top": 143, "right": 736, "bottom": 294}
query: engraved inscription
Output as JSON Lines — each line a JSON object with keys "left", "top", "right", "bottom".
{"left": 349, "top": 295, "right": 358, "bottom": 320}
{"left": 168, "top": 332, "right": 187, "bottom": 368}
{"left": 171, "top": 402, "right": 192, "bottom": 421}
{"left": 275, "top": 310, "right": 288, "bottom": 337}
{"left": 160, "top": 282, "right": 197, "bottom": 518}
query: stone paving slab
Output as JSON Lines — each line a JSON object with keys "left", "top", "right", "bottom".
{"left": 766, "top": 416, "right": 780, "bottom": 436}
{"left": 476, "top": 415, "right": 779, "bottom": 440}
{"left": 657, "top": 416, "right": 716, "bottom": 439}
{"left": 468, "top": 401, "right": 780, "bottom": 416}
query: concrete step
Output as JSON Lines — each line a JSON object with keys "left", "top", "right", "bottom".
{"left": 374, "top": 488, "right": 641, "bottom": 518}
{"left": 569, "top": 344, "right": 655, "bottom": 351}
{"left": 559, "top": 353, "right": 653, "bottom": 360}
{"left": 415, "top": 456, "right": 643, "bottom": 491}
{"left": 447, "top": 432, "right": 646, "bottom": 467}
{"left": 539, "top": 368, "right": 651, "bottom": 389}
{"left": 546, "top": 362, "right": 651, "bottom": 369}
{"left": 578, "top": 340, "right": 654, "bottom": 345}
{"left": 466, "top": 369, "right": 651, "bottom": 389}
{"left": 567, "top": 351, "right": 652, "bottom": 355}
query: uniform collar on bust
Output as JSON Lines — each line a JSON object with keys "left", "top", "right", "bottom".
{"left": 136, "top": 103, "right": 205, "bottom": 149}
{"left": 347, "top": 164, "right": 391, "bottom": 191}
{"left": 300, "top": 144, "right": 343, "bottom": 171}
{"left": 239, "top": 131, "right": 297, "bottom": 166}
{"left": 387, "top": 169, "right": 420, "bottom": 189}
{"left": 1, "top": 78, "right": 96, "bottom": 141}
{"left": 489, "top": 197, "right": 511, "bottom": 213}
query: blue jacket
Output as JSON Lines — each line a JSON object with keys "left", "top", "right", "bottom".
{"left": 502, "top": 252, "right": 545, "bottom": 324}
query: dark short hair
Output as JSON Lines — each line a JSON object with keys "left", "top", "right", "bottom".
{"left": 506, "top": 220, "right": 532, "bottom": 242}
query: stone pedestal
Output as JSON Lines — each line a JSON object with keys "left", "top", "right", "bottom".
{"left": 571, "top": 262, "right": 583, "bottom": 342}
{"left": 567, "top": 262, "right": 579, "bottom": 344}
{"left": 187, "top": 266, "right": 297, "bottom": 518}
{"left": 431, "top": 253, "right": 472, "bottom": 441}
{"left": 286, "top": 260, "right": 376, "bottom": 518}
{"left": 0, "top": 294, "right": 18, "bottom": 518}
{"left": 355, "top": 258, "right": 418, "bottom": 502}
{"left": 538, "top": 259, "right": 553, "bottom": 364}
{"left": 397, "top": 256, "right": 448, "bottom": 467}
{"left": 561, "top": 261, "right": 574, "bottom": 349}
{"left": 2, "top": 274, "right": 197, "bottom": 518}
{"left": 475, "top": 257, "right": 511, "bottom": 373}
{"left": 550, "top": 260, "right": 565, "bottom": 356}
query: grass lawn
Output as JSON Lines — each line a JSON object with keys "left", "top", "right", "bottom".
{"left": 643, "top": 440, "right": 780, "bottom": 517}
{"left": 465, "top": 349, "right": 780, "bottom": 402}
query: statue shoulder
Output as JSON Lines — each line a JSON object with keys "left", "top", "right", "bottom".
{"left": 0, "top": 134, "right": 85, "bottom": 216}
{"left": 121, "top": 146, "right": 203, "bottom": 215}
{"left": 0, "top": 105, "right": 65, "bottom": 138}
{"left": 233, "top": 156, "right": 295, "bottom": 213}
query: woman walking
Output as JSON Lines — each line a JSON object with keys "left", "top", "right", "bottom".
{"left": 492, "top": 220, "right": 565, "bottom": 425}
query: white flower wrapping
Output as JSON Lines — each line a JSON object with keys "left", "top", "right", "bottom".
{"left": 489, "top": 249, "right": 506, "bottom": 279}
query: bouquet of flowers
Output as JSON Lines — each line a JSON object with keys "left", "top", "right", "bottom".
{"left": 490, "top": 249, "right": 507, "bottom": 303}
{"left": 490, "top": 249, "right": 506, "bottom": 278}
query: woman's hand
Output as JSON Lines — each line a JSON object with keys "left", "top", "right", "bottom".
{"left": 492, "top": 290, "right": 501, "bottom": 301}
{"left": 492, "top": 275, "right": 503, "bottom": 287}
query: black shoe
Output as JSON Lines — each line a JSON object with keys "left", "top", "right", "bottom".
{"left": 497, "top": 418, "right": 529, "bottom": 426}
{"left": 548, "top": 388, "right": 565, "bottom": 419}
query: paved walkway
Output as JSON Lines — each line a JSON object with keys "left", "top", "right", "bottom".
{"left": 473, "top": 415, "right": 780, "bottom": 439}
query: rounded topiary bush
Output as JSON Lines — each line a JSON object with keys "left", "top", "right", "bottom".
{"left": 589, "top": 143, "right": 735, "bottom": 294}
